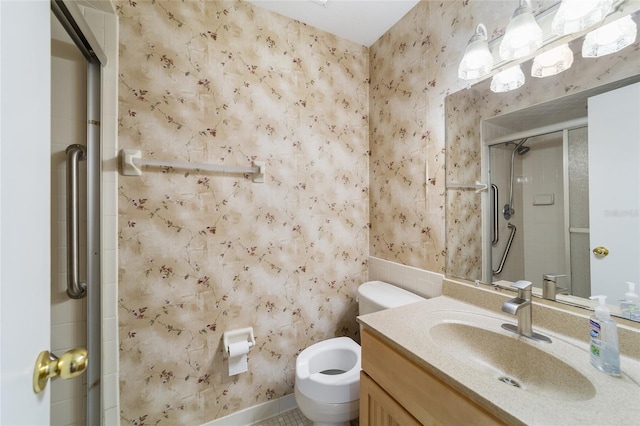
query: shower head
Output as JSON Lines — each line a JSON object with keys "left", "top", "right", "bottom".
{"left": 512, "top": 138, "right": 529, "bottom": 154}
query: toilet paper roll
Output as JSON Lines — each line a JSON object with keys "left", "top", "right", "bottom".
{"left": 227, "top": 341, "right": 250, "bottom": 376}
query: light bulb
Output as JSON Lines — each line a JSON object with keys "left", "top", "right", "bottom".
{"left": 490, "top": 65, "right": 525, "bottom": 93}
{"left": 552, "top": 0, "right": 614, "bottom": 36}
{"left": 458, "top": 24, "right": 493, "bottom": 80}
{"left": 582, "top": 16, "right": 637, "bottom": 58}
{"left": 500, "top": 1, "right": 543, "bottom": 60}
{"left": 531, "top": 44, "right": 574, "bottom": 78}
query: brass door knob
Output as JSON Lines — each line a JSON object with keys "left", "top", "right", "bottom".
{"left": 592, "top": 246, "right": 610, "bottom": 257}
{"left": 33, "top": 348, "right": 88, "bottom": 393}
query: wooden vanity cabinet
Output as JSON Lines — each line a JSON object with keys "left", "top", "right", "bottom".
{"left": 359, "top": 328, "right": 507, "bottom": 426}
{"left": 360, "top": 372, "right": 423, "bottom": 426}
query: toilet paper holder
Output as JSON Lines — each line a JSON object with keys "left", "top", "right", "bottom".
{"left": 223, "top": 327, "right": 255, "bottom": 356}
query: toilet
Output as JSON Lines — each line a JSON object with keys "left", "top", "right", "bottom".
{"left": 294, "top": 280, "right": 426, "bottom": 425}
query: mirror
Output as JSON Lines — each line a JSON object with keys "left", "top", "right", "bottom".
{"left": 445, "top": 9, "right": 640, "bottom": 319}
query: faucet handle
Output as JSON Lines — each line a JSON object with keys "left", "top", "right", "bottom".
{"left": 542, "top": 274, "right": 567, "bottom": 300}
{"left": 511, "top": 280, "right": 532, "bottom": 290}
{"left": 511, "top": 280, "right": 532, "bottom": 299}
{"left": 543, "top": 274, "right": 566, "bottom": 282}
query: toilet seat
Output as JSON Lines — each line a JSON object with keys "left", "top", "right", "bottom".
{"left": 295, "top": 337, "right": 361, "bottom": 404}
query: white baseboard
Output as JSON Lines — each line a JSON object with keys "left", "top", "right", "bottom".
{"left": 203, "top": 393, "right": 297, "bottom": 426}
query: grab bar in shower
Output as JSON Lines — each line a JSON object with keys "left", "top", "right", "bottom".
{"left": 491, "top": 184, "right": 499, "bottom": 245}
{"left": 493, "top": 223, "right": 516, "bottom": 275}
{"left": 66, "top": 144, "right": 87, "bottom": 299}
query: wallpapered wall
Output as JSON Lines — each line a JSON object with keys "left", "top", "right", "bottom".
{"left": 117, "top": 1, "right": 368, "bottom": 424}
{"left": 116, "top": 0, "right": 571, "bottom": 424}
{"left": 368, "top": 0, "right": 555, "bottom": 272}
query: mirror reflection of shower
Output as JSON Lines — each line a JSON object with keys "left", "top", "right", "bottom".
{"left": 503, "top": 138, "right": 529, "bottom": 220}
{"left": 489, "top": 129, "right": 589, "bottom": 298}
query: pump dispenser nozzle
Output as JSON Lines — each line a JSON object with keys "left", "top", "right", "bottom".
{"left": 622, "top": 282, "right": 640, "bottom": 320}
{"left": 589, "top": 295, "right": 611, "bottom": 319}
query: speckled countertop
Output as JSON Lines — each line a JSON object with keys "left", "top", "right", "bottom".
{"left": 357, "top": 295, "right": 640, "bottom": 425}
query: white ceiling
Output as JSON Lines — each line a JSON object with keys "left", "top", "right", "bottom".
{"left": 246, "top": 0, "right": 421, "bottom": 47}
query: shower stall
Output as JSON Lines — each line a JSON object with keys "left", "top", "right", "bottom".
{"left": 488, "top": 128, "right": 591, "bottom": 297}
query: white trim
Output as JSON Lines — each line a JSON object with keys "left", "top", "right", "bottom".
{"left": 96, "top": 9, "right": 120, "bottom": 426}
{"left": 484, "top": 117, "right": 588, "bottom": 146}
{"left": 562, "top": 128, "right": 572, "bottom": 294}
{"left": 203, "top": 394, "right": 297, "bottom": 426}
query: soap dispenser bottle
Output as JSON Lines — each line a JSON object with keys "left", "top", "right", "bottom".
{"left": 589, "top": 295, "right": 621, "bottom": 376}
{"left": 621, "top": 282, "right": 640, "bottom": 321}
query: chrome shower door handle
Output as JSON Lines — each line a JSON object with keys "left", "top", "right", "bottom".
{"left": 66, "top": 144, "right": 87, "bottom": 299}
{"left": 491, "top": 184, "right": 499, "bottom": 245}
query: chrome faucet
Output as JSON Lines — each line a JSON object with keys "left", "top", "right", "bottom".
{"left": 501, "top": 280, "right": 551, "bottom": 343}
{"left": 542, "top": 274, "right": 568, "bottom": 300}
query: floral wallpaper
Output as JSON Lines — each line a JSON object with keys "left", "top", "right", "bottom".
{"left": 368, "top": 0, "right": 555, "bottom": 273}
{"left": 116, "top": 0, "right": 640, "bottom": 423}
{"left": 117, "top": 1, "right": 368, "bottom": 424}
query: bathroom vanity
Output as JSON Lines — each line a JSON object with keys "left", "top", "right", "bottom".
{"left": 357, "top": 279, "right": 640, "bottom": 425}
{"left": 360, "top": 329, "right": 505, "bottom": 425}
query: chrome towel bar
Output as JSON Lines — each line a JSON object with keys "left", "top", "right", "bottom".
{"left": 119, "top": 149, "right": 266, "bottom": 183}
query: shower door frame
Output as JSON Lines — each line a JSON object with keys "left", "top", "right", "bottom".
{"left": 51, "top": 1, "right": 105, "bottom": 423}
{"left": 481, "top": 117, "right": 588, "bottom": 287}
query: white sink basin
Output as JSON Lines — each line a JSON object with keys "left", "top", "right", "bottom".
{"left": 357, "top": 295, "right": 640, "bottom": 425}
{"left": 429, "top": 320, "right": 596, "bottom": 401}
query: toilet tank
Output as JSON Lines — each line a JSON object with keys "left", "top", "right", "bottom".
{"left": 358, "top": 280, "right": 426, "bottom": 315}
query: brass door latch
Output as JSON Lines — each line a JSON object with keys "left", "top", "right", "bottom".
{"left": 33, "top": 348, "right": 88, "bottom": 393}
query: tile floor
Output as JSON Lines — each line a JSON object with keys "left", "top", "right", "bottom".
{"left": 253, "top": 408, "right": 360, "bottom": 426}
{"left": 252, "top": 408, "right": 312, "bottom": 426}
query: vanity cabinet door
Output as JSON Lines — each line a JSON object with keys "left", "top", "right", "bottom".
{"left": 360, "top": 372, "right": 424, "bottom": 426}
{"left": 361, "top": 329, "right": 506, "bottom": 426}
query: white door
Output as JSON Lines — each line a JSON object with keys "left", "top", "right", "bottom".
{"left": 1, "top": 1, "right": 52, "bottom": 424}
{"left": 588, "top": 82, "right": 640, "bottom": 302}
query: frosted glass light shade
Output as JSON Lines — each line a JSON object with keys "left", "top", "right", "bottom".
{"left": 490, "top": 65, "right": 525, "bottom": 93}
{"left": 458, "top": 24, "right": 493, "bottom": 80}
{"left": 551, "top": 0, "right": 614, "bottom": 36}
{"left": 499, "top": 4, "right": 543, "bottom": 60}
{"left": 531, "top": 44, "right": 574, "bottom": 78}
{"left": 582, "top": 16, "right": 637, "bottom": 58}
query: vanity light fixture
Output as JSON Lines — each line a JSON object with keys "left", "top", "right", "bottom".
{"left": 551, "top": 0, "right": 614, "bottom": 36}
{"left": 458, "top": 23, "right": 493, "bottom": 80}
{"left": 531, "top": 43, "right": 574, "bottom": 78}
{"left": 499, "top": 0, "right": 543, "bottom": 60}
{"left": 490, "top": 65, "right": 525, "bottom": 93}
{"left": 582, "top": 15, "right": 638, "bottom": 57}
